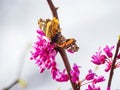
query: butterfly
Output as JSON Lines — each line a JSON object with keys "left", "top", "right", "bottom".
{"left": 38, "top": 17, "right": 79, "bottom": 52}
{"left": 38, "top": 17, "right": 60, "bottom": 41}
{"left": 57, "top": 37, "right": 79, "bottom": 53}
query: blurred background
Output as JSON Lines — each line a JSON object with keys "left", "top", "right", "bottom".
{"left": 0, "top": 0, "right": 120, "bottom": 90}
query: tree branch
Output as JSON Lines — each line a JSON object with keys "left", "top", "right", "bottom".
{"left": 47, "top": 0, "right": 58, "bottom": 18}
{"left": 107, "top": 38, "right": 120, "bottom": 88}
{"left": 47, "top": 0, "right": 80, "bottom": 90}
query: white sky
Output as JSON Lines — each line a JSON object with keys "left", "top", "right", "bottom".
{"left": 0, "top": 0, "right": 120, "bottom": 90}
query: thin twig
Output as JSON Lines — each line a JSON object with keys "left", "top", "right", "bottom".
{"left": 3, "top": 80, "right": 19, "bottom": 90}
{"left": 3, "top": 44, "right": 30, "bottom": 90}
{"left": 47, "top": 0, "right": 80, "bottom": 90}
{"left": 107, "top": 38, "right": 120, "bottom": 88}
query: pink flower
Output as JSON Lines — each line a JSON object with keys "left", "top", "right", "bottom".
{"left": 103, "top": 45, "right": 114, "bottom": 58}
{"left": 86, "top": 74, "right": 105, "bottom": 90}
{"left": 117, "top": 53, "right": 120, "bottom": 59}
{"left": 31, "top": 29, "right": 70, "bottom": 82}
{"left": 105, "top": 62, "right": 112, "bottom": 72}
{"left": 70, "top": 63, "right": 80, "bottom": 83}
{"left": 91, "top": 48, "right": 106, "bottom": 65}
{"left": 51, "top": 67, "right": 69, "bottom": 82}
{"left": 86, "top": 84, "right": 100, "bottom": 90}
{"left": 93, "top": 75, "right": 105, "bottom": 84}
{"left": 85, "top": 69, "right": 96, "bottom": 81}
{"left": 31, "top": 29, "right": 57, "bottom": 73}
{"left": 91, "top": 45, "right": 117, "bottom": 72}
{"left": 106, "top": 86, "right": 110, "bottom": 90}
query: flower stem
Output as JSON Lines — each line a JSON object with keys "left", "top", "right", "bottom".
{"left": 107, "top": 38, "right": 120, "bottom": 88}
{"left": 46, "top": 0, "right": 80, "bottom": 90}
{"left": 80, "top": 81, "right": 92, "bottom": 86}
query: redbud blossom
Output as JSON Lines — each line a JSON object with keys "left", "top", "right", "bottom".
{"left": 31, "top": 29, "right": 69, "bottom": 82}
{"left": 117, "top": 53, "right": 120, "bottom": 59}
{"left": 106, "top": 86, "right": 110, "bottom": 90}
{"left": 103, "top": 45, "right": 114, "bottom": 58}
{"left": 51, "top": 67, "right": 69, "bottom": 82}
{"left": 91, "top": 45, "right": 117, "bottom": 72}
{"left": 31, "top": 29, "right": 57, "bottom": 73}
{"left": 93, "top": 75, "right": 105, "bottom": 84}
{"left": 85, "top": 69, "right": 96, "bottom": 80}
{"left": 85, "top": 70, "right": 105, "bottom": 90}
{"left": 105, "top": 62, "right": 112, "bottom": 72}
{"left": 70, "top": 63, "right": 80, "bottom": 83}
{"left": 91, "top": 48, "right": 106, "bottom": 65}
{"left": 86, "top": 84, "right": 100, "bottom": 90}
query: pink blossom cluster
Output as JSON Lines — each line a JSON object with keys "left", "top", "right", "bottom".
{"left": 51, "top": 67, "right": 69, "bottom": 82}
{"left": 91, "top": 45, "right": 120, "bottom": 72}
{"left": 70, "top": 64, "right": 105, "bottom": 89}
{"left": 30, "top": 29, "right": 69, "bottom": 82}
{"left": 70, "top": 63, "right": 80, "bottom": 83}
{"left": 85, "top": 70, "right": 105, "bottom": 90}
{"left": 30, "top": 29, "right": 106, "bottom": 88}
